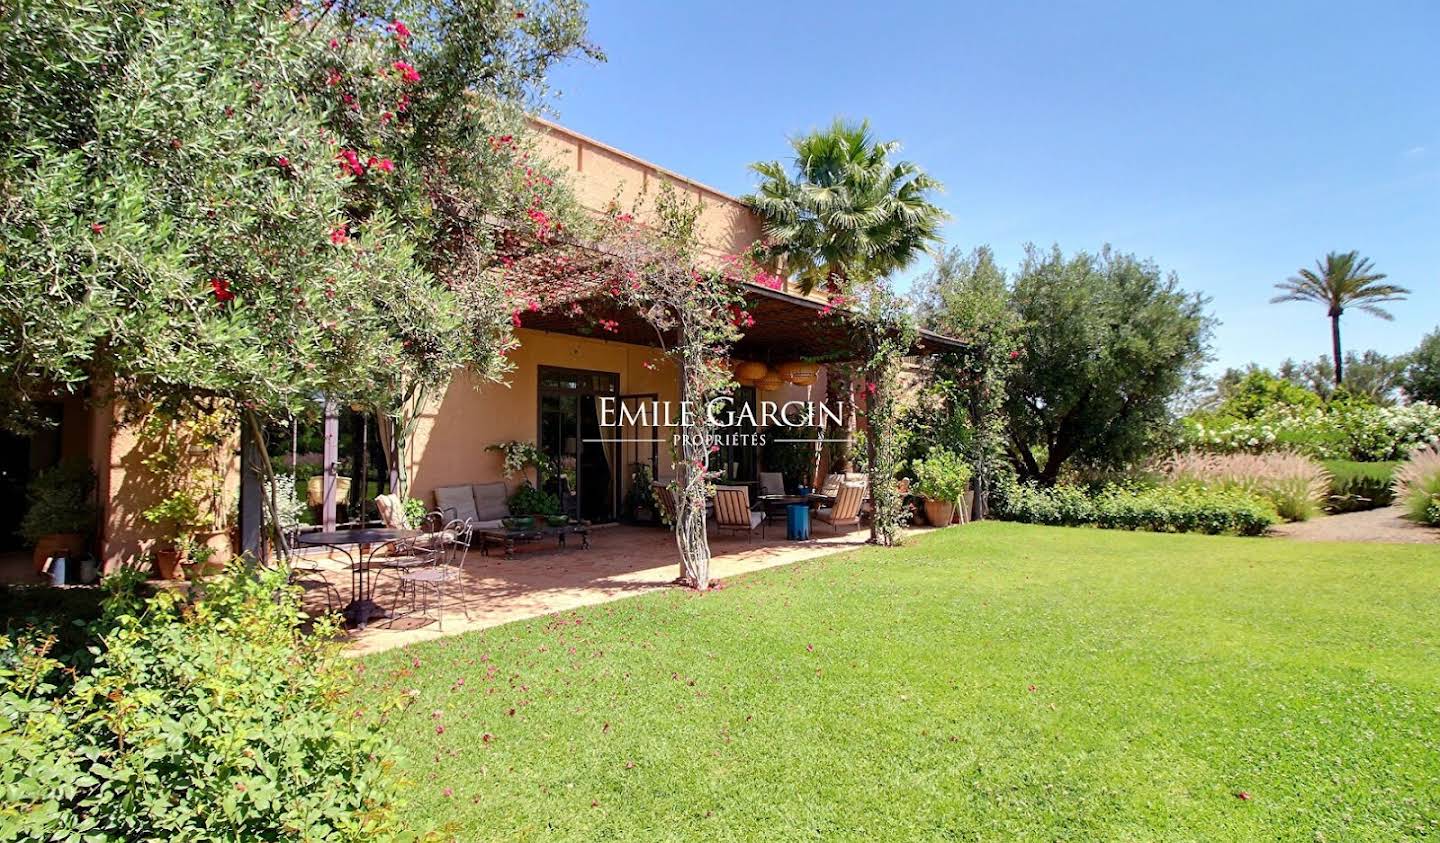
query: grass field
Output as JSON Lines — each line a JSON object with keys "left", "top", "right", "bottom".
{"left": 361, "top": 522, "right": 1440, "bottom": 841}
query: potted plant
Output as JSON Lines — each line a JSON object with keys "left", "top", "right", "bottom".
{"left": 507, "top": 481, "right": 561, "bottom": 523}
{"left": 143, "top": 490, "right": 208, "bottom": 579}
{"left": 19, "top": 460, "right": 97, "bottom": 573}
{"left": 625, "top": 463, "right": 658, "bottom": 523}
{"left": 910, "top": 448, "right": 973, "bottom": 528}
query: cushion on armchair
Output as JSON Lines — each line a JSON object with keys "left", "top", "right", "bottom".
{"left": 435, "top": 485, "right": 480, "bottom": 524}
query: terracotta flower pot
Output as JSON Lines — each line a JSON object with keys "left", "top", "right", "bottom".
{"left": 154, "top": 546, "right": 185, "bottom": 580}
{"left": 923, "top": 498, "right": 956, "bottom": 528}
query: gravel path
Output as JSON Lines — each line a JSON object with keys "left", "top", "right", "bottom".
{"left": 1269, "top": 506, "right": 1440, "bottom": 544}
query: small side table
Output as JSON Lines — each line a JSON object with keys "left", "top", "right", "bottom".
{"left": 786, "top": 503, "right": 811, "bottom": 540}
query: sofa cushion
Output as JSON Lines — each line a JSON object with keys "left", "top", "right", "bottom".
{"left": 435, "top": 485, "right": 480, "bottom": 524}
{"left": 471, "top": 482, "right": 509, "bottom": 521}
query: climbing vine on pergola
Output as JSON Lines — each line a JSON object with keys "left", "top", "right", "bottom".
{"left": 491, "top": 183, "right": 764, "bottom": 590}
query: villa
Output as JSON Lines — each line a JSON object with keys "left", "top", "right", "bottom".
{"left": 1, "top": 118, "right": 960, "bottom": 574}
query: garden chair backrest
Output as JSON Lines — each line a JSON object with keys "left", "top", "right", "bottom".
{"left": 713, "top": 486, "right": 752, "bottom": 527}
{"left": 375, "top": 493, "right": 408, "bottom": 529}
{"left": 652, "top": 481, "right": 677, "bottom": 524}
{"left": 438, "top": 520, "right": 473, "bottom": 570}
{"left": 832, "top": 482, "right": 865, "bottom": 521}
{"left": 759, "top": 471, "right": 785, "bottom": 497}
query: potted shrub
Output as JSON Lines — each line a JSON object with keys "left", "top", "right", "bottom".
{"left": 143, "top": 490, "right": 208, "bottom": 579}
{"left": 507, "top": 481, "right": 562, "bottom": 522}
{"left": 910, "top": 448, "right": 973, "bottom": 528}
{"left": 19, "top": 460, "right": 98, "bottom": 573}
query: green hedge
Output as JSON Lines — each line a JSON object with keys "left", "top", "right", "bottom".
{"left": 1322, "top": 460, "right": 1398, "bottom": 513}
{"left": 0, "top": 564, "right": 401, "bottom": 840}
{"left": 992, "top": 479, "right": 1278, "bottom": 536}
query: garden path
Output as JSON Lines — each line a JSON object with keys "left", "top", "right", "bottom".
{"left": 1270, "top": 506, "right": 1440, "bottom": 544}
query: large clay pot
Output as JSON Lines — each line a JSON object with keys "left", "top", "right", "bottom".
{"left": 32, "top": 533, "right": 86, "bottom": 573}
{"left": 923, "top": 498, "right": 956, "bottom": 528}
{"left": 193, "top": 529, "right": 233, "bottom": 573}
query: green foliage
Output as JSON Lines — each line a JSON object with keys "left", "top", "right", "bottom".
{"left": 403, "top": 496, "right": 428, "bottom": 528}
{"left": 0, "top": 562, "right": 401, "bottom": 840}
{"left": 507, "top": 481, "right": 560, "bottom": 517}
{"left": 0, "top": 0, "right": 595, "bottom": 428}
{"left": 745, "top": 119, "right": 946, "bottom": 295}
{"left": 1218, "top": 369, "right": 1321, "bottom": 419}
{"left": 761, "top": 426, "right": 819, "bottom": 491}
{"left": 992, "top": 476, "right": 1277, "bottom": 536}
{"left": 16, "top": 459, "right": 96, "bottom": 545}
{"left": 1277, "top": 352, "right": 1403, "bottom": 405}
{"left": 1322, "top": 460, "right": 1398, "bottom": 513}
{"left": 1182, "top": 400, "right": 1440, "bottom": 461}
{"left": 909, "top": 448, "right": 973, "bottom": 504}
{"left": 1004, "top": 245, "right": 1212, "bottom": 483}
{"left": 913, "top": 246, "right": 1020, "bottom": 517}
{"left": 1400, "top": 328, "right": 1440, "bottom": 405}
{"left": 837, "top": 283, "right": 917, "bottom": 546}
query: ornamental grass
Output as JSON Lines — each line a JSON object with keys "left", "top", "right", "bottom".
{"left": 1160, "top": 451, "right": 1330, "bottom": 522}
{"left": 1394, "top": 444, "right": 1440, "bottom": 526}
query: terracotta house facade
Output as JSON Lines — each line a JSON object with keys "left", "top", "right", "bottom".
{"left": 5, "top": 119, "right": 957, "bottom": 572}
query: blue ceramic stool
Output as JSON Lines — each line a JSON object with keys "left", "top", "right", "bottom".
{"left": 786, "top": 503, "right": 811, "bottom": 540}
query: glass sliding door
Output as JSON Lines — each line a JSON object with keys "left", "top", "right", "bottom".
{"left": 538, "top": 367, "right": 620, "bottom": 523}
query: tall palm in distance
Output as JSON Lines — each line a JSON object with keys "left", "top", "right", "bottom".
{"left": 1270, "top": 251, "right": 1409, "bottom": 385}
{"left": 744, "top": 119, "right": 946, "bottom": 295}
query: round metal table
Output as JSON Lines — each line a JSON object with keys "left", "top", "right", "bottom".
{"left": 295, "top": 528, "right": 419, "bottom": 630}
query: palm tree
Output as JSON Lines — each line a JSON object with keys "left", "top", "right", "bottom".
{"left": 1270, "top": 251, "right": 1409, "bottom": 385}
{"left": 744, "top": 119, "right": 946, "bottom": 294}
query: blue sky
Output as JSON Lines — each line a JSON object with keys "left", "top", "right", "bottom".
{"left": 546, "top": 0, "right": 1438, "bottom": 375}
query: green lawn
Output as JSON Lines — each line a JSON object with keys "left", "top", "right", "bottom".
{"left": 361, "top": 522, "right": 1440, "bottom": 841}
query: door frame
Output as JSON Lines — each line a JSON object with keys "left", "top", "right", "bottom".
{"left": 536, "top": 365, "right": 621, "bottom": 522}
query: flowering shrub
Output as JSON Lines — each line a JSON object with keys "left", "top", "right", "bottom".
{"left": 992, "top": 476, "right": 1277, "bottom": 536}
{"left": 0, "top": 563, "right": 401, "bottom": 839}
{"left": 1394, "top": 444, "right": 1440, "bottom": 526}
{"left": 1159, "top": 451, "right": 1329, "bottom": 522}
{"left": 1181, "top": 401, "right": 1440, "bottom": 461}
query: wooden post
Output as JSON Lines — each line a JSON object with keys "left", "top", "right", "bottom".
{"left": 322, "top": 399, "right": 339, "bottom": 532}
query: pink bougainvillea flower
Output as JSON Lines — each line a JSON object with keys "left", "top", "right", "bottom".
{"left": 511, "top": 312, "right": 523, "bottom": 328}
{"left": 329, "top": 226, "right": 349, "bottom": 245}
{"left": 210, "top": 277, "right": 235, "bottom": 304}
{"left": 391, "top": 61, "right": 421, "bottom": 83}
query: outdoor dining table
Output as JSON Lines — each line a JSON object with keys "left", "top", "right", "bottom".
{"left": 295, "top": 528, "right": 419, "bottom": 630}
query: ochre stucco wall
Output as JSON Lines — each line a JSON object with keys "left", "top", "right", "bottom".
{"left": 404, "top": 329, "right": 830, "bottom": 512}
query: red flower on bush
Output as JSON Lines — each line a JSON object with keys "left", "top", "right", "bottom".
{"left": 325, "top": 68, "right": 342, "bottom": 87}
{"left": 337, "top": 149, "right": 365, "bottom": 176}
{"left": 389, "top": 20, "right": 411, "bottom": 43}
{"left": 90, "top": 222, "right": 105, "bottom": 234}
{"left": 392, "top": 61, "right": 421, "bottom": 83}
{"left": 210, "top": 277, "right": 235, "bottom": 304}
{"left": 329, "top": 226, "right": 349, "bottom": 245}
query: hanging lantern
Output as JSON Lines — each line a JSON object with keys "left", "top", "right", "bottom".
{"left": 735, "top": 360, "right": 768, "bottom": 385}
{"left": 757, "top": 371, "right": 784, "bottom": 391}
{"left": 777, "top": 361, "right": 819, "bottom": 386}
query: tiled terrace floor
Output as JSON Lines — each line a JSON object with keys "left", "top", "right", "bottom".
{"left": 300, "top": 523, "right": 884, "bottom": 656}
